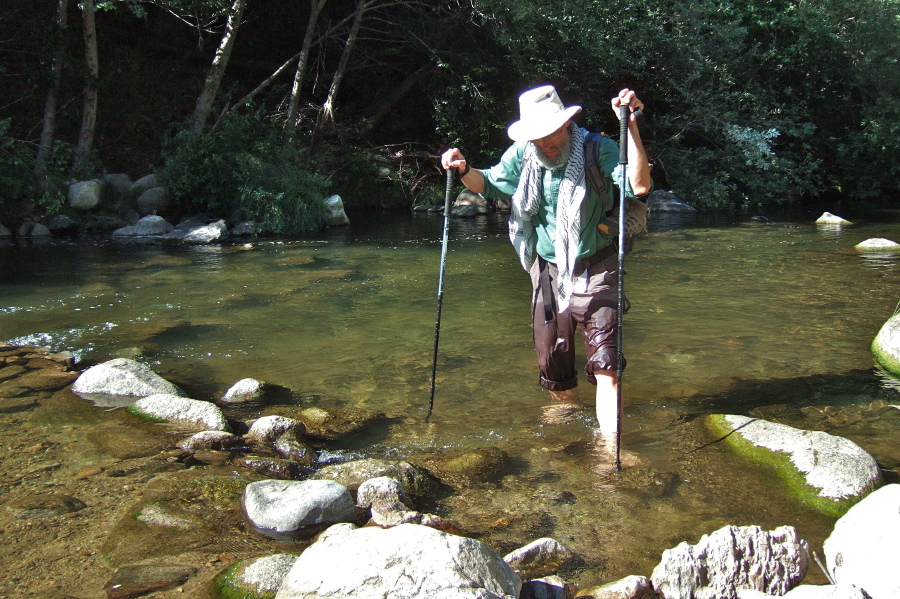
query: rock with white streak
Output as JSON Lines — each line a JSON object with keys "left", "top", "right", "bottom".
{"left": 503, "top": 538, "right": 573, "bottom": 580}
{"left": 72, "top": 358, "right": 185, "bottom": 398}
{"left": 650, "top": 524, "right": 809, "bottom": 599}
{"left": 129, "top": 394, "right": 230, "bottom": 431}
{"left": 274, "top": 523, "right": 520, "bottom": 599}
{"left": 243, "top": 479, "right": 357, "bottom": 538}
{"left": 822, "top": 484, "right": 900, "bottom": 599}
{"left": 707, "top": 415, "right": 881, "bottom": 516}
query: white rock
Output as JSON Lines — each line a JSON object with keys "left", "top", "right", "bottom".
{"left": 356, "top": 476, "right": 410, "bottom": 510}
{"left": 243, "top": 479, "right": 356, "bottom": 535}
{"left": 503, "top": 538, "right": 573, "bottom": 579}
{"left": 651, "top": 524, "right": 809, "bottom": 599}
{"left": 72, "top": 358, "right": 185, "bottom": 398}
{"left": 576, "top": 575, "right": 653, "bottom": 599}
{"left": 245, "top": 415, "right": 306, "bottom": 446}
{"left": 854, "top": 238, "right": 900, "bottom": 251}
{"left": 815, "top": 212, "right": 851, "bottom": 226}
{"left": 130, "top": 394, "right": 229, "bottom": 431}
{"left": 274, "top": 523, "right": 521, "bottom": 599}
{"left": 221, "top": 378, "right": 267, "bottom": 404}
{"left": 823, "top": 484, "right": 900, "bottom": 599}
{"left": 718, "top": 415, "right": 881, "bottom": 506}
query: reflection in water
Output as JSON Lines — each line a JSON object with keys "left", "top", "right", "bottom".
{"left": 1, "top": 210, "right": 899, "bottom": 586}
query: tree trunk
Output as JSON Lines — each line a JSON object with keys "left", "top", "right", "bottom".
{"left": 73, "top": 0, "right": 98, "bottom": 172}
{"left": 311, "top": 0, "right": 366, "bottom": 143}
{"left": 34, "top": 0, "right": 68, "bottom": 190}
{"left": 285, "top": 0, "right": 329, "bottom": 133}
{"left": 361, "top": 63, "right": 434, "bottom": 135}
{"left": 191, "top": 0, "right": 247, "bottom": 134}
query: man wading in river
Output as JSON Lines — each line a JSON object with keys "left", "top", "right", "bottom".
{"left": 441, "top": 85, "right": 652, "bottom": 453}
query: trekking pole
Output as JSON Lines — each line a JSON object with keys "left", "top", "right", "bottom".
{"left": 427, "top": 166, "right": 456, "bottom": 421}
{"left": 615, "top": 103, "right": 630, "bottom": 472}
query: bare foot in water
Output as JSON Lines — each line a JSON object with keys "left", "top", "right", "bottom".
{"left": 540, "top": 402, "right": 584, "bottom": 425}
{"left": 591, "top": 429, "right": 641, "bottom": 489}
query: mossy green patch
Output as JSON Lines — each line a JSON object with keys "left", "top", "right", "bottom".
{"left": 213, "top": 562, "right": 277, "bottom": 599}
{"left": 705, "top": 414, "right": 872, "bottom": 518}
{"left": 872, "top": 337, "right": 900, "bottom": 376}
{"left": 126, "top": 404, "right": 168, "bottom": 423}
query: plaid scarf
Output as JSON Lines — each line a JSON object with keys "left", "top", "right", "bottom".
{"left": 509, "top": 125, "right": 587, "bottom": 313}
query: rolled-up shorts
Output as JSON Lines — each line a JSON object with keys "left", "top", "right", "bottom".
{"left": 529, "top": 250, "right": 622, "bottom": 391}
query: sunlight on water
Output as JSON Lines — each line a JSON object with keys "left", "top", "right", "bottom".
{"left": 2, "top": 210, "right": 899, "bottom": 585}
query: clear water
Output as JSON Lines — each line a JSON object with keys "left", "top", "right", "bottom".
{"left": 2, "top": 209, "right": 899, "bottom": 587}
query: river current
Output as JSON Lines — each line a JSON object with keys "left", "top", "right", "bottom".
{"left": 2, "top": 207, "right": 899, "bottom": 587}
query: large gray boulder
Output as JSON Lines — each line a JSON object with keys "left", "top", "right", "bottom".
{"left": 274, "top": 523, "right": 521, "bottom": 599}
{"left": 72, "top": 358, "right": 185, "bottom": 398}
{"left": 102, "top": 173, "right": 133, "bottom": 194}
{"left": 243, "top": 479, "right": 356, "bottom": 537}
{"left": 822, "top": 484, "right": 900, "bottom": 599}
{"left": 323, "top": 195, "right": 350, "bottom": 227}
{"left": 128, "top": 394, "right": 230, "bottom": 431}
{"left": 872, "top": 312, "right": 900, "bottom": 376}
{"left": 0, "top": 223, "right": 10, "bottom": 237}
{"left": 131, "top": 174, "right": 160, "bottom": 195}
{"left": 707, "top": 415, "right": 881, "bottom": 516}
{"left": 68, "top": 179, "right": 104, "bottom": 210}
{"left": 651, "top": 524, "right": 809, "bottom": 599}
{"left": 647, "top": 190, "right": 696, "bottom": 213}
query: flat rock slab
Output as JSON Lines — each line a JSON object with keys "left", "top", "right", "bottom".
{"left": 707, "top": 415, "right": 881, "bottom": 516}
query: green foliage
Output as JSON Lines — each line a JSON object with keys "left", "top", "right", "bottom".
{"left": 0, "top": 119, "right": 32, "bottom": 215}
{"left": 158, "top": 112, "right": 330, "bottom": 235}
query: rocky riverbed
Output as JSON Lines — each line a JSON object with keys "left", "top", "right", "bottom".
{"left": 2, "top": 344, "right": 899, "bottom": 599}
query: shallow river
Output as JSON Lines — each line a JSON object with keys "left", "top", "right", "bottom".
{"left": 2, "top": 207, "right": 899, "bottom": 587}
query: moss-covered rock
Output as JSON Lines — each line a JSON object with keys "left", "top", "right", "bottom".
{"left": 872, "top": 311, "right": 900, "bottom": 376}
{"left": 706, "top": 414, "right": 881, "bottom": 517}
{"left": 214, "top": 554, "right": 298, "bottom": 599}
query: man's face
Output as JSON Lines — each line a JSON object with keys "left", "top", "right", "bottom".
{"left": 532, "top": 121, "right": 571, "bottom": 169}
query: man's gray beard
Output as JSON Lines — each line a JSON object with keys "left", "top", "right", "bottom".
{"left": 534, "top": 135, "right": 572, "bottom": 170}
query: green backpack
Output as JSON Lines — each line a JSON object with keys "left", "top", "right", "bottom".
{"left": 583, "top": 131, "right": 648, "bottom": 236}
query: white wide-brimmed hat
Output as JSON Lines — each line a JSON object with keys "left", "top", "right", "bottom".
{"left": 507, "top": 85, "right": 582, "bottom": 142}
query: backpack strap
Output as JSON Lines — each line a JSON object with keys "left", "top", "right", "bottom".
{"left": 584, "top": 131, "right": 618, "bottom": 235}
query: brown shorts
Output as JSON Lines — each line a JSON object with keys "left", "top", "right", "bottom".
{"left": 529, "top": 251, "right": 622, "bottom": 391}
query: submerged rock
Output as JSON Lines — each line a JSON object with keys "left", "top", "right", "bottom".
{"left": 105, "top": 564, "right": 196, "bottom": 599}
{"left": 872, "top": 312, "right": 900, "bottom": 376}
{"left": 650, "top": 524, "right": 809, "bottom": 599}
{"left": 421, "top": 447, "right": 510, "bottom": 488}
{"left": 273, "top": 523, "right": 521, "bottom": 599}
{"left": 311, "top": 458, "right": 437, "bottom": 499}
{"left": 823, "top": 483, "right": 900, "bottom": 599}
{"left": 706, "top": 415, "right": 881, "bottom": 516}
{"left": 177, "top": 430, "right": 239, "bottom": 452}
{"left": 286, "top": 405, "right": 386, "bottom": 442}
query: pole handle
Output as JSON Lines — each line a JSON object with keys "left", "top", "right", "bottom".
{"left": 619, "top": 104, "right": 630, "bottom": 165}
{"left": 444, "top": 167, "right": 456, "bottom": 215}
